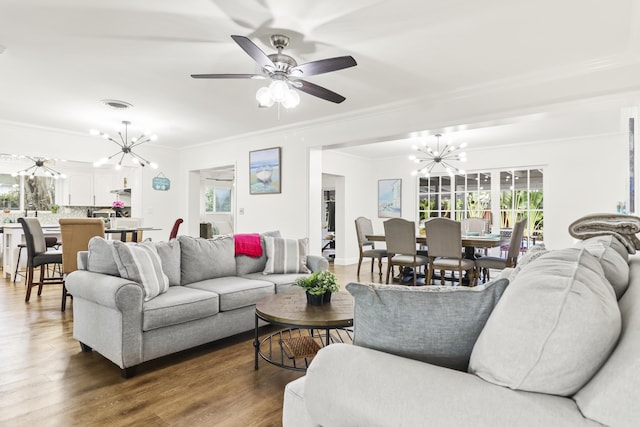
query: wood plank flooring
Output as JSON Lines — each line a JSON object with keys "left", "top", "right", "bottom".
{"left": 0, "top": 261, "right": 385, "bottom": 427}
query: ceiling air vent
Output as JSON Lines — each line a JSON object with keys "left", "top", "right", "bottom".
{"left": 101, "top": 99, "right": 133, "bottom": 110}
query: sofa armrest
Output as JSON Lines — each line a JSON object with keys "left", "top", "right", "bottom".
{"left": 65, "top": 270, "right": 144, "bottom": 312}
{"left": 306, "top": 255, "right": 328, "bottom": 272}
{"left": 302, "top": 344, "right": 594, "bottom": 427}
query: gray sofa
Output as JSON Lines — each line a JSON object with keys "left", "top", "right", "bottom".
{"left": 283, "top": 234, "right": 639, "bottom": 426}
{"left": 65, "top": 233, "right": 327, "bottom": 378}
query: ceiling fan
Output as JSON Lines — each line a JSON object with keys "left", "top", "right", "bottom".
{"left": 191, "top": 34, "right": 357, "bottom": 105}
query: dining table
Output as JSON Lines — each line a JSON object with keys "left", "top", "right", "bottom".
{"left": 365, "top": 233, "right": 509, "bottom": 259}
{"left": 105, "top": 227, "right": 161, "bottom": 242}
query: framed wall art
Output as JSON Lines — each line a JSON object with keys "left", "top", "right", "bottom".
{"left": 249, "top": 147, "right": 281, "bottom": 194}
{"left": 378, "top": 178, "right": 402, "bottom": 218}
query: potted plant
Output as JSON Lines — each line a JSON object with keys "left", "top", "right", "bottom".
{"left": 50, "top": 204, "right": 60, "bottom": 214}
{"left": 294, "top": 270, "right": 339, "bottom": 306}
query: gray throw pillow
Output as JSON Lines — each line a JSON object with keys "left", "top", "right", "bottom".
{"left": 87, "top": 236, "right": 120, "bottom": 277}
{"left": 152, "top": 239, "right": 181, "bottom": 286}
{"left": 178, "top": 235, "right": 236, "bottom": 285}
{"left": 469, "top": 248, "right": 621, "bottom": 396}
{"left": 236, "top": 230, "right": 282, "bottom": 276}
{"left": 346, "top": 278, "right": 509, "bottom": 371}
{"left": 263, "top": 236, "right": 311, "bottom": 274}
{"left": 111, "top": 240, "right": 169, "bottom": 301}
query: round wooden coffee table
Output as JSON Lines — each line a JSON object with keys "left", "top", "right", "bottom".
{"left": 254, "top": 290, "right": 353, "bottom": 371}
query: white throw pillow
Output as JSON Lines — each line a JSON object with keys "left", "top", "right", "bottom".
{"left": 469, "top": 248, "right": 621, "bottom": 396}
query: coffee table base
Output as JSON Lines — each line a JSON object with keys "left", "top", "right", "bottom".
{"left": 255, "top": 327, "right": 353, "bottom": 371}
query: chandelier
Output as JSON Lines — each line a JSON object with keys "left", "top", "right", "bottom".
{"left": 91, "top": 121, "right": 158, "bottom": 169}
{"left": 12, "top": 157, "right": 66, "bottom": 180}
{"left": 409, "top": 134, "right": 467, "bottom": 177}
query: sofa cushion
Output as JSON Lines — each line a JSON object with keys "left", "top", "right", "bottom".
{"left": 576, "top": 237, "right": 630, "bottom": 299}
{"left": 508, "top": 243, "right": 548, "bottom": 281}
{"left": 346, "top": 279, "right": 509, "bottom": 371}
{"left": 87, "top": 236, "right": 120, "bottom": 276}
{"left": 573, "top": 256, "right": 640, "bottom": 427}
{"left": 575, "top": 234, "right": 629, "bottom": 262}
{"left": 186, "top": 276, "right": 274, "bottom": 311}
{"left": 236, "top": 230, "right": 281, "bottom": 276}
{"left": 112, "top": 240, "right": 169, "bottom": 301}
{"left": 179, "top": 235, "right": 236, "bottom": 285}
{"left": 263, "top": 236, "right": 310, "bottom": 274}
{"left": 242, "top": 272, "right": 310, "bottom": 294}
{"left": 142, "top": 286, "right": 220, "bottom": 331}
{"left": 469, "top": 248, "right": 621, "bottom": 396}
{"left": 153, "top": 239, "right": 181, "bottom": 286}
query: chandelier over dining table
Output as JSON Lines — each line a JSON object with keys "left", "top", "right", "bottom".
{"left": 409, "top": 134, "right": 467, "bottom": 177}
{"left": 91, "top": 120, "right": 158, "bottom": 169}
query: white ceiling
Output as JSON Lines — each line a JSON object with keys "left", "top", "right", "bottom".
{"left": 1, "top": 0, "right": 640, "bottom": 155}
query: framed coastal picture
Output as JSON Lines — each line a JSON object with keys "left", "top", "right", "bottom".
{"left": 249, "top": 147, "right": 281, "bottom": 194}
{"left": 378, "top": 178, "right": 402, "bottom": 218}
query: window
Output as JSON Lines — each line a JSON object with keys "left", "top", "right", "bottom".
{"left": 0, "top": 174, "right": 20, "bottom": 210}
{"left": 23, "top": 176, "right": 56, "bottom": 211}
{"left": 204, "top": 187, "right": 232, "bottom": 213}
{"left": 418, "top": 168, "right": 543, "bottom": 244}
{"left": 419, "top": 172, "right": 492, "bottom": 222}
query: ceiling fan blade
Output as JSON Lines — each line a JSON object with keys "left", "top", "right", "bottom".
{"left": 291, "top": 56, "right": 357, "bottom": 77}
{"left": 231, "top": 35, "right": 275, "bottom": 70}
{"left": 295, "top": 80, "right": 346, "bottom": 104}
{"left": 190, "top": 73, "right": 264, "bottom": 79}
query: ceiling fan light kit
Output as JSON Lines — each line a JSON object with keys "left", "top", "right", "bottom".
{"left": 90, "top": 121, "right": 158, "bottom": 170}
{"left": 410, "top": 134, "right": 468, "bottom": 177}
{"left": 191, "top": 34, "right": 357, "bottom": 108}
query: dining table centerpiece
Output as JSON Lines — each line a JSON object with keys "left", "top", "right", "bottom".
{"left": 294, "top": 270, "right": 339, "bottom": 306}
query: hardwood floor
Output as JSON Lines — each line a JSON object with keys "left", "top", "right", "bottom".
{"left": 0, "top": 261, "right": 385, "bottom": 427}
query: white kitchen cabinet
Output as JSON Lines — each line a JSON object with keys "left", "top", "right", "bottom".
{"left": 94, "top": 169, "right": 130, "bottom": 206}
{"left": 62, "top": 173, "right": 94, "bottom": 206}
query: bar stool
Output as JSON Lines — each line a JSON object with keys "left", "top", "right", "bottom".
{"left": 13, "top": 237, "right": 61, "bottom": 283}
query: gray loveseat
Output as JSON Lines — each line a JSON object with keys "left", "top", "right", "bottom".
{"left": 283, "top": 234, "right": 639, "bottom": 426}
{"left": 65, "top": 233, "right": 327, "bottom": 377}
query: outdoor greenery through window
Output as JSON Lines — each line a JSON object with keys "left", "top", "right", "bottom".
{"left": 204, "top": 187, "right": 232, "bottom": 213}
{"left": 0, "top": 173, "right": 56, "bottom": 211}
{"left": 418, "top": 168, "right": 543, "bottom": 246}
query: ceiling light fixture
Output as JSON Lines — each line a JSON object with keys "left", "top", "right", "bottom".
{"left": 409, "top": 134, "right": 468, "bottom": 177}
{"left": 12, "top": 157, "right": 66, "bottom": 180}
{"left": 91, "top": 121, "right": 158, "bottom": 169}
{"left": 256, "top": 78, "right": 301, "bottom": 109}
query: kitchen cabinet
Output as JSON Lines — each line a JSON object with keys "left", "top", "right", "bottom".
{"left": 62, "top": 173, "right": 94, "bottom": 206}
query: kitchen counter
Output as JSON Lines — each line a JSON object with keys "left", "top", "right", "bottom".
{"left": 2, "top": 222, "right": 61, "bottom": 281}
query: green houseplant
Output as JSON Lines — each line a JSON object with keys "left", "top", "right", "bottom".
{"left": 294, "top": 270, "right": 339, "bottom": 306}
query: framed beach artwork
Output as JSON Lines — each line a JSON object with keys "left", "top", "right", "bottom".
{"left": 249, "top": 147, "right": 281, "bottom": 194}
{"left": 378, "top": 179, "right": 402, "bottom": 218}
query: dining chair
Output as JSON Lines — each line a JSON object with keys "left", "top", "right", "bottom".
{"left": 59, "top": 218, "right": 106, "bottom": 311}
{"left": 461, "top": 217, "right": 490, "bottom": 256}
{"left": 424, "top": 217, "right": 477, "bottom": 286}
{"left": 355, "top": 217, "right": 388, "bottom": 279}
{"left": 383, "top": 218, "right": 428, "bottom": 286}
{"left": 475, "top": 218, "right": 527, "bottom": 283}
{"left": 461, "top": 217, "right": 489, "bottom": 235}
{"left": 18, "top": 217, "right": 65, "bottom": 306}
{"left": 169, "top": 218, "right": 184, "bottom": 239}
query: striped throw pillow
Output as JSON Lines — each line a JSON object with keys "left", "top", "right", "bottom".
{"left": 112, "top": 240, "right": 169, "bottom": 301}
{"left": 263, "top": 237, "right": 311, "bottom": 274}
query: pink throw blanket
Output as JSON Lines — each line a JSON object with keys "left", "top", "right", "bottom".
{"left": 234, "top": 233, "right": 262, "bottom": 257}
